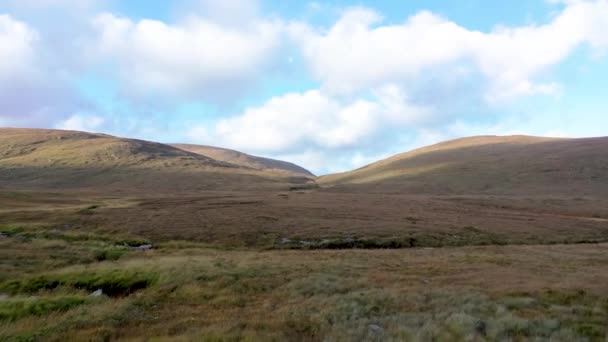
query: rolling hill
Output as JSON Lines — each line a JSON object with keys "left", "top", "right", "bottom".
{"left": 319, "top": 135, "right": 608, "bottom": 196}
{"left": 0, "top": 128, "right": 314, "bottom": 192}
{"left": 171, "top": 144, "right": 314, "bottom": 178}
{"left": 4, "top": 129, "right": 608, "bottom": 196}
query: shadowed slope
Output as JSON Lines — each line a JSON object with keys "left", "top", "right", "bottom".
{"left": 171, "top": 144, "right": 315, "bottom": 178}
{"left": 0, "top": 128, "right": 308, "bottom": 192}
{"left": 319, "top": 135, "right": 608, "bottom": 196}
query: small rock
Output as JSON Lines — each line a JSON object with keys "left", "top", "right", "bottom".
{"left": 90, "top": 289, "right": 103, "bottom": 297}
{"left": 0, "top": 293, "right": 9, "bottom": 301}
{"left": 280, "top": 238, "right": 292, "bottom": 244}
{"left": 0, "top": 233, "right": 8, "bottom": 238}
{"left": 134, "top": 244, "right": 153, "bottom": 250}
{"left": 369, "top": 324, "right": 383, "bottom": 334}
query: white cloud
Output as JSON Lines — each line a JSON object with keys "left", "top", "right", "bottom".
{"left": 0, "top": 14, "right": 87, "bottom": 128}
{"left": 0, "top": 14, "right": 38, "bottom": 79}
{"left": 56, "top": 114, "right": 104, "bottom": 132}
{"left": 182, "top": 0, "right": 261, "bottom": 25}
{"left": 199, "top": 88, "right": 430, "bottom": 154}
{"left": 207, "top": 90, "right": 375, "bottom": 151}
{"left": 290, "top": 1, "right": 608, "bottom": 101}
{"left": 91, "top": 12, "right": 283, "bottom": 100}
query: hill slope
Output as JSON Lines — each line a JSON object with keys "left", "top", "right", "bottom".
{"left": 0, "top": 128, "right": 311, "bottom": 192}
{"left": 171, "top": 144, "right": 314, "bottom": 178}
{"left": 319, "top": 135, "right": 608, "bottom": 196}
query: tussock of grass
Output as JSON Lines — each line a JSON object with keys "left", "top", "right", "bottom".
{"left": 93, "top": 247, "right": 128, "bottom": 261}
{"left": 2, "top": 269, "right": 158, "bottom": 297}
{"left": 0, "top": 295, "right": 89, "bottom": 322}
{"left": 0, "top": 225, "right": 25, "bottom": 236}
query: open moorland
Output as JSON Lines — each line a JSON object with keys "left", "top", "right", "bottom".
{"left": 1, "top": 128, "right": 607, "bottom": 341}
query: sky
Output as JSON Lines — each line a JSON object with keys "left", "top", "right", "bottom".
{"left": 0, "top": 0, "right": 607, "bottom": 175}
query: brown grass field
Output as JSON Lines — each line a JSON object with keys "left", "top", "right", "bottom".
{"left": 1, "top": 189, "right": 608, "bottom": 341}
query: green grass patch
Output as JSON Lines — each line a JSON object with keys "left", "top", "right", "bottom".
{"left": 1, "top": 269, "right": 158, "bottom": 297}
{"left": 0, "top": 295, "right": 89, "bottom": 322}
{"left": 93, "top": 247, "right": 128, "bottom": 261}
{"left": 0, "top": 225, "right": 25, "bottom": 236}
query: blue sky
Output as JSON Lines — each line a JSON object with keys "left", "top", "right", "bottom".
{"left": 0, "top": 0, "right": 607, "bottom": 174}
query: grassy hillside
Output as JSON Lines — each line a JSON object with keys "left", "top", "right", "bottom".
{"left": 172, "top": 144, "right": 315, "bottom": 177}
{"left": 0, "top": 128, "right": 312, "bottom": 192}
{"left": 319, "top": 135, "right": 608, "bottom": 196}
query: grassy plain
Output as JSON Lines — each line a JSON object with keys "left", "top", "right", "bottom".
{"left": 1, "top": 190, "right": 607, "bottom": 341}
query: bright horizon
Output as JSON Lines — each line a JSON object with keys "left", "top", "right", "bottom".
{"left": 1, "top": 0, "right": 608, "bottom": 174}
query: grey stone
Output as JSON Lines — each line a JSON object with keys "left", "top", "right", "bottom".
{"left": 90, "top": 289, "right": 103, "bottom": 297}
{"left": 0, "top": 293, "right": 9, "bottom": 301}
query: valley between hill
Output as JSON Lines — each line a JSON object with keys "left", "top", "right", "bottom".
{"left": 1, "top": 128, "right": 607, "bottom": 341}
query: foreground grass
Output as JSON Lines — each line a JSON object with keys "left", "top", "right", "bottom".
{"left": 1, "top": 232, "right": 607, "bottom": 341}
{"left": 0, "top": 225, "right": 151, "bottom": 282}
